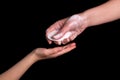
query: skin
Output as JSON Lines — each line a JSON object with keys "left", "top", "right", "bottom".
{"left": 46, "top": 0, "right": 120, "bottom": 45}
{"left": 0, "top": 43, "right": 76, "bottom": 80}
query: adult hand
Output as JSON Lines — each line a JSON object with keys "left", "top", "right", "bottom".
{"left": 46, "top": 14, "right": 88, "bottom": 45}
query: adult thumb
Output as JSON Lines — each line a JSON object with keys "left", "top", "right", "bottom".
{"left": 53, "top": 26, "right": 69, "bottom": 40}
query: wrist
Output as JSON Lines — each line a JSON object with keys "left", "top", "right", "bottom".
{"left": 29, "top": 52, "right": 41, "bottom": 63}
{"left": 79, "top": 13, "right": 89, "bottom": 27}
{"left": 69, "top": 13, "right": 89, "bottom": 28}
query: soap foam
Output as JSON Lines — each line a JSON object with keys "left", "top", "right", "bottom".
{"left": 47, "top": 30, "right": 72, "bottom": 42}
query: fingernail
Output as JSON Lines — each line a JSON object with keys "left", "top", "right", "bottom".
{"left": 71, "top": 43, "right": 76, "bottom": 46}
{"left": 58, "top": 41, "right": 61, "bottom": 45}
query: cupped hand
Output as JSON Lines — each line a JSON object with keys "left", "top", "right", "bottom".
{"left": 46, "top": 14, "right": 87, "bottom": 45}
{"left": 32, "top": 42, "right": 76, "bottom": 60}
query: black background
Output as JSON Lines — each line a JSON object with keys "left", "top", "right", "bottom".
{"left": 0, "top": 0, "right": 120, "bottom": 79}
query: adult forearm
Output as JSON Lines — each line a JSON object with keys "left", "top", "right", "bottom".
{"left": 80, "top": 0, "right": 120, "bottom": 27}
{"left": 0, "top": 53, "right": 38, "bottom": 80}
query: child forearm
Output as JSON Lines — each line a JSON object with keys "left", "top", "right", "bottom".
{"left": 0, "top": 53, "right": 39, "bottom": 80}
